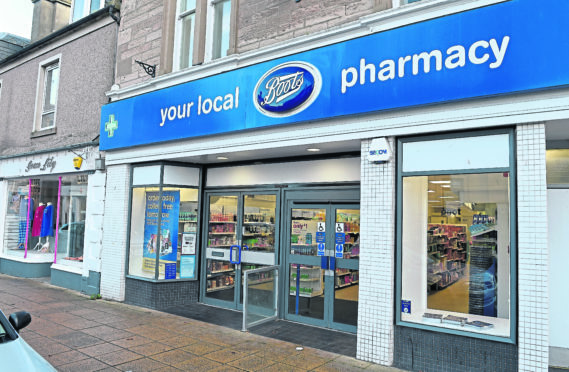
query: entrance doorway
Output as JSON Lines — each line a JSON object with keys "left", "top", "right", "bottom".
{"left": 284, "top": 203, "right": 360, "bottom": 333}
{"left": 202, "top": 191, "right": 279, "bottom": 309}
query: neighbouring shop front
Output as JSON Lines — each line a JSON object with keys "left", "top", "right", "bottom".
{"left": 99, "top": 0, "right": 569, "bottom": 370}
{"left": 0, "top": 145, "right": 104, "bottom": 295}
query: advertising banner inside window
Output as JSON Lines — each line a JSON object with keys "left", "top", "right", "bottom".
{"left": 128, "top": 165, "right": 201, "bottom": 281}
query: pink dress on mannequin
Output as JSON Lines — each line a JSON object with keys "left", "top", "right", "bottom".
{"left": 32, "top": 204, "right": 45, "bottom": 237}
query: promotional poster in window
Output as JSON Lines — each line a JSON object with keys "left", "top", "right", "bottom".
{"left": 143, "top": 191, "right": 180, "bottom": 274}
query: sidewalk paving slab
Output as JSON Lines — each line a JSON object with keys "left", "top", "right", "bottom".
{"left": 0, "top": 274, "right": 406, "bottom": 371}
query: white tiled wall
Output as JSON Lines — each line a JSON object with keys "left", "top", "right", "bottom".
{"left": 357, "top": 138, "right": 396, "bottom": 365}
{"left": 82, "top": 171, "right": 107, "bottom": 276}
{"left": 517, "top": 123, "right": 549, "bottom": 371}
{"left": 100, "top": 164, "right": 130, "bottom": 301}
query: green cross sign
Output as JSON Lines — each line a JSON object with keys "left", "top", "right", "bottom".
{"left": 105, "top": 114, "right": 118, "bottom": 137}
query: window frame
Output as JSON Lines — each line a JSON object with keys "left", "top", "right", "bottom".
{"left": 204, "top": 0, "right": 232, "bottom": 62}
{"left": 173, "top": 0, "right": 199, "bottom": 71}
{"left": 172, "top": 0, "right": 235, "bottom": 71}
{"left": 33, "top": 54, "right": 61, "bottom": 134}
{"left": 70, "top": 0, "right": 104, "bottom": 22}
{"left": 395, "top": 128, "right": 517, "bottom": 344}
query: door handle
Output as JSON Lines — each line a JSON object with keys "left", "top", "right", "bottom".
{"left": 230, "top": 245, "right": 242, "bottom": 264}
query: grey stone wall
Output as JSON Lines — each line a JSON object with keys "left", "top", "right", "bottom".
{"left": 237, "top": 0, "right": 391, "bottom": 53}
{"left": 114, "top": 0, "right": 392, "bottom": 87}
{"left": 0, "top": 19, "right": 117, "bottom": 157}
{"left": 115, "top": 0, "right": 164, "bottom": 88}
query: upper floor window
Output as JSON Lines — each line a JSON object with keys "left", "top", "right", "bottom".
{"left": 208, "top": 0, "right": 231, "bottom": 60}
{"left": 71, "top": 0, "right": 104, "bottom": 22}
{"left": 34, "top": 57, "right": 60, "bottom": 132}
{"left": 174, "top": 0, "right": 233, "bottom": 71}
{"left": 176, "top": 0, "right": 197, "bottom": 69}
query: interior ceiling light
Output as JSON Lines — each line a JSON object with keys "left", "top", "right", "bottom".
{"left": 217, "top": 156, "right": 229, "bottom": 160}
{"left": 441, "top": 185, "right": 451, "bottom": 188}
{"left": 429, "top": 180, "right": 451, "bottom": 184}
{"left": 440, "top": 196, "right": 456, "bottom": 199}
{"left": 428, "top": 200, "right": 440, "bottom": 203}
{"left": 428, "top": 190, "right": 435, "bottom": 193}
{"left": 306, "top": 148, "right": 321, "bottom": 152}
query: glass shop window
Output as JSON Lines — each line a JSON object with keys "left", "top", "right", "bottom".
{"left": 2, "top": 175, "right": 88, "bottom": 265}
{"left": 128, "top": 165, "right": 201, "bottom": 281}
{"left": 399, "top": 133, "right": 514, "bottom": 338}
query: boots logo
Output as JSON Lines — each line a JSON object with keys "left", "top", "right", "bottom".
{"left": 254, "top": 61, "right": 321, "bottom": 117}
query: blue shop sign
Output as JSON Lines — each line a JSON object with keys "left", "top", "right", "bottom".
{"left": 100, "top": 0, "right": 569, "bottom": 151}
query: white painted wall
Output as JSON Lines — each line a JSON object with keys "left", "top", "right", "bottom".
{"left": 207, "top": 158, "right": 360, "bottom": 187}
{"left": 401, "top": 176, "right": 428, "bottom": 314}
{"left": 82, "top": 171, "right": 107, "bottom": 276}
{"left": 548, "top": 189, "right": 569, "bottom": 359}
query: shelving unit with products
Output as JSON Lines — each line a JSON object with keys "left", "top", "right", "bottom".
{"left": 242, "top": 212, "right": 275, "bottom": 252}
{"left": 206, "top": 260, "right": 235, "bottom": 292}
{"left": 207, "top": 213, "right": 237, "bottom": 248}
{"left": 241, "top": 263, "right": 274, "bottom": 285}
{"left": 335, "top": 210, "right": 360, "bottom": 289}
{"left": 335, "top": 269, "right": 359, "bottom": 288}
{"left": 427, "top": 224, "right": 468, "bottom": 292}
{"left": 290, "top": 265, "right": 323, "bottom": 297}
{"left": 468, "top": 222, "right": 497, "bottom": 317}
{"left": 290, "top": 209, "right": 323, "bottom": 256}
{"left": 337, "top": 217, "right": 360, "bottom": 260}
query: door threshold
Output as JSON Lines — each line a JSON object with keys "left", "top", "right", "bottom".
{"left": 162, "top": 302, "right": 356, "bottom": 357}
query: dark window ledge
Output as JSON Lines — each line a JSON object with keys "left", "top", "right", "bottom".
{"left": 30, "top": 127, "right": 57, "bottom": 138}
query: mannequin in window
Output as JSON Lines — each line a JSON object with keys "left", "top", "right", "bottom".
{"left": 17, "top": 195, "right": 34, "bottom": 249}
{"left": 32, "top": 202, "right": 46, "bottom": 251}
{"left": 38, "top": 202, "right": 54, "bottom": 252}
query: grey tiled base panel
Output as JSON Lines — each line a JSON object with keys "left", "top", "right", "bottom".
{"left": 125, "top": 277, "right": 199, "bottom": 310}
{"left": 394, "top": 326, "right": 517, "bottom": 372}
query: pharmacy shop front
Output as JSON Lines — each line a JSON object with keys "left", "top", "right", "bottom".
{"left": 99, "top": 0, "right": 569, "bottom": 370}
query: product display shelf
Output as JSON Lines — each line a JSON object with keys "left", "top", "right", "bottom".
{"left": 337, "top": 280, "right": 359, "bottom": 288}
{"left": 207, "top": 284, "right": 235, "bottom": 293}
{"left": 427, "top": 224, "right": 468, "bottom": 292}
{"left": 468, "top": 227, "right": 498, "bottom": 317}
{"left": 337, "top": 218, "right": 360, "bottom": 283}
{"left": 207, "top": 268, "right": 235, "bottom": 278}
{"left": 290, "top": 265, "right": 323, "bottom": 297}
{"left": 248, "top": 278, "right": 274, "bottom": 286}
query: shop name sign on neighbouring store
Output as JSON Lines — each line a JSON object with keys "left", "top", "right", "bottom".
{"left": 100, "top": 0, "right": 569, "bottom": 151}
{"left": 25, "top": 157, "right": 57, "bottom": 173}
{"left": 0, "top": 148, "right": 98, "bottom": 178}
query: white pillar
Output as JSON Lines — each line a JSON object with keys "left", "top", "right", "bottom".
{"left": 516, "top": 123, "right": 549, "bottom": 371}
{"left": 357, "top": 137, "right": 396, "bottom": 365}
{"left": 100, "top": 164, "right": 130, "bottom": 301}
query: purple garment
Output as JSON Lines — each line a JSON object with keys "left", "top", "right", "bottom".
{"left": 32, "top": 205, "right": 45, "bottom": 237}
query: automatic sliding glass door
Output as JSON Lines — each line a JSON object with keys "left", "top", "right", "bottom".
{"left": 285, "top": 203, "right": 359, "bottom": 332}
{"left": 203, "top": 191, "right": 278, "bottom": 309}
